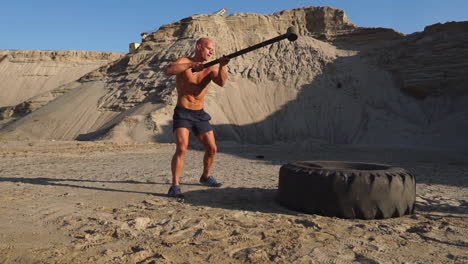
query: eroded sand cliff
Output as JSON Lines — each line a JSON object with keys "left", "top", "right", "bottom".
{"left": 1, "top": 6, "right": 467, "bottom": 148}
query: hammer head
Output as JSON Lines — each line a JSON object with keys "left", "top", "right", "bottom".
{"left": 286, "top": 26, "right": 298, "bottom": 41}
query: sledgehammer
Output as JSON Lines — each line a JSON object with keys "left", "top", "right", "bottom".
{"left": 200, "top": 26, "right": 298, "bottom": 69}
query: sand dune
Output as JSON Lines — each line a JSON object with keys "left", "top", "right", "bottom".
{"left": 1, "top": 7, "right": 467, "bottom": 148}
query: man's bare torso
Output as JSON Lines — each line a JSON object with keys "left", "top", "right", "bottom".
{"left": 176, "top": 57, "right": 214, "bottom": 110}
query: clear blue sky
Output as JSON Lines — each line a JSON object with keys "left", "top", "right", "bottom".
{"left": 1, "top": 0, "right": 466, "bottom": 52}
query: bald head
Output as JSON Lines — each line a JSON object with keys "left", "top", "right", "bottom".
{"left": 196, "top": 38, "right": 213, "bottom": 47}
{"left": 195, "top": 38, "right": 215, "bottom": 62}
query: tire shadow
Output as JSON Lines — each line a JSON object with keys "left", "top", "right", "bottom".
{"left": 184, "top": 186, "right": 468, "bottom": 217}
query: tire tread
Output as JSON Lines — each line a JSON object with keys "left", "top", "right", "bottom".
{"left": 277, "top": 161, "right": 416, "bottom": 219}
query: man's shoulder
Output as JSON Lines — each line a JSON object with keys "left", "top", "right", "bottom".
{"left": 175, "top": 57, "right": 192, "bottom": 63}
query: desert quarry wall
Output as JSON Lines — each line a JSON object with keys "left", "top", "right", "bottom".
{"left": 0, "top": 6, "right": 467, "bottom": 148}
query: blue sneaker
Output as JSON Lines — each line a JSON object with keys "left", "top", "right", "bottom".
{"left": 199, "top": 176, "right": 222, "bottom": 187}
{"left": 168, "top": 185, "right": 184, "bottom": 199}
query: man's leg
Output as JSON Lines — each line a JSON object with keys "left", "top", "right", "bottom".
{"left": 196, "top": 130, "right": 217, "bottom": 177}
{"left": 171, "top": 128, "right": 190, "bottom": 186}
{"left": 196, "top": 130, "right": 222, "bottom": 187}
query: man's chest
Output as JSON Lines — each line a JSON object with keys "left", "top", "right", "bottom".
{"left": 185, "top": 69, "right": 211, "bottom": 84}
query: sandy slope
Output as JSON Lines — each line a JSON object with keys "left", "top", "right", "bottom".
{"left": 0, "top": 50, "right": 123, "bottom": 108}
{"left": 0, "top": 141, "right": 466, "bottom": 263}
{"left": 1, "top": 81, "right": 119, "bottom": 140}
{"left": 2, "top": 13, "right": 467, "bottom": 148}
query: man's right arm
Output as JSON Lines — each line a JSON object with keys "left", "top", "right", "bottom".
{"left": 164, "top": 58, "right": 202, "bottom": 75}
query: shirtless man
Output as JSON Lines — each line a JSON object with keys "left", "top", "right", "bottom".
{"left": 164, "top": 38, "right": 230, "bottom": 198}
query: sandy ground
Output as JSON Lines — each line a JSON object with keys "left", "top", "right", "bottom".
{"left": 0, "top": 140, "right": 467, "bottom": 264}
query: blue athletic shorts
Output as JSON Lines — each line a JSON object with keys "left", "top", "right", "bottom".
{"left": 173, "top": 106, "right": 213, "bottom": 135}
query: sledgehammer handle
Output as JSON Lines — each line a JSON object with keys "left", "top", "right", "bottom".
{"left": 200, "top": 26, "right": 298, "bottom": 69}
{"left": 204, "top": 34, "right": 288, "bottom": 68}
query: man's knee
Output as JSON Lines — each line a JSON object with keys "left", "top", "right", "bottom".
{"left": 175, "top": 145, "right": 188, "bottom": 157}
{"left": 206, "top": 144, "right": 217, "bottom": 156}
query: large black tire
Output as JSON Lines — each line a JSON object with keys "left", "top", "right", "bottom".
{"left": 277, "top": 161, "right": 416, "bottom": 219}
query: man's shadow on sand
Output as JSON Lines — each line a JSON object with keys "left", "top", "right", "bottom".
{"left": 1, "top": 177, "right": 466, "bottom": 216}
{"left": 183, "top": 187, "right": 297, "bottom": 215}
{"left": 0, "top": 177, "right": 168, "bottom": 197}
{"left": 0, "top": 176, "right": 295, "bottom": 215}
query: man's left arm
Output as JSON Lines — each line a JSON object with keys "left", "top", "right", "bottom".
{"left": 211, "top": 56, "right": 229, "bottom": 87}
